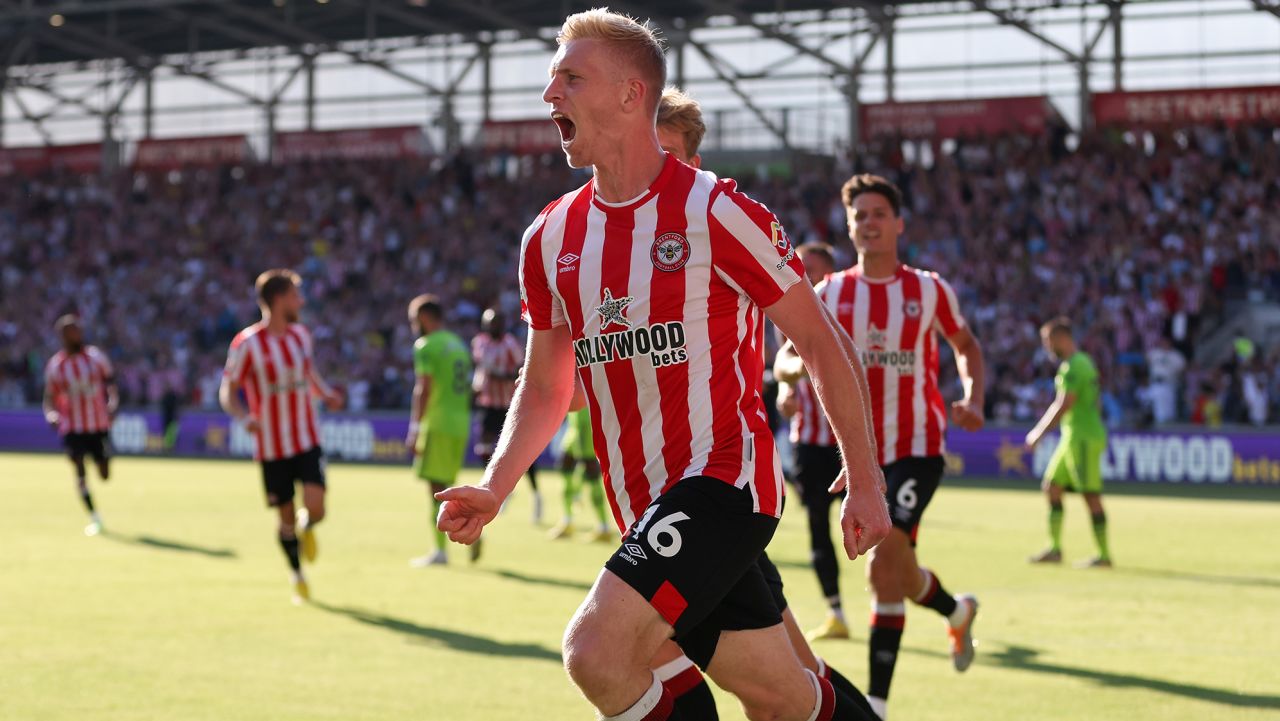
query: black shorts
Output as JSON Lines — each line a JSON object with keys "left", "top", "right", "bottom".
{"left": 883, "top": 455, "right": 946, "bottom": 541}
{"left": 480, "top": 406, "right": 507, "bottom": 440}
{"left": 64, "top": 432, "right": 109, "bottom": 465}
{"left": 756, "top": 551, "right": 788, "bottom": 613}
{"left": 793, "top": 443, "right": 842, "bottom": 508}
{"left": 260, "top": 446, "right": 326, "bottom": 507}
{"left": 604, "top": 476, "right": 782, "bottom": 670}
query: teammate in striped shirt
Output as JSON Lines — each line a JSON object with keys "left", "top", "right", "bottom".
{"left": 647, "top": 90, "right": 876, "bottom": 720}
{"left": 778, "top": 174, "right": 986, "bottom": 720}
{"left": 43, "top": 314, "right": 118, "bottom": 536}
{"left": 471, "top": 308, "right": 543, "bottom": 523}
{"left": 437, "top": 10, "right": 889, "bottom": 721}
{"left": 775, "top": 243, "right": 852, "bottom": 641}
{"left": 220, "top": 269, "right": 344, "bottom": 603}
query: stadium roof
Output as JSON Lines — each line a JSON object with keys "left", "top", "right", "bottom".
{"left": 0, "top": 0, "right": 971, "bottom": 66}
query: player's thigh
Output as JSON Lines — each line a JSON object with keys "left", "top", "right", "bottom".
{"left": 261, "top": 458, "right": 297, "bottom": 508}
{"left": 1044, "top": 441, "right": 1079, "bottom": 492}
{"left": 705, "top": 623, "right": 812, "bottom": 715}
{"left": 1076, "top": 439, "right": 1105, "bottom": 495}
{"left": 882, "top": 456, "right": 945, "bottom": 534}
{"left": 417, "top": 431, "right": 465, "bottom": 486}
{"left": 567, "top": 567, "right": 675, "bottom": 671}
{"left": 603, "top": 477, "right": 779, "bottom": 668}
{"left": 89, "top": 433, "right": 110, "bottom": 468}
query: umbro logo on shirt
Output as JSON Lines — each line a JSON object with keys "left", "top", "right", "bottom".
{"left": 558, "top": 253, "right": 580, "bottom": 274}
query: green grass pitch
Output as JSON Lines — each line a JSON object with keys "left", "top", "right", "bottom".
{"left": 3, "top": 452, "right": 1278, "bottom": 720}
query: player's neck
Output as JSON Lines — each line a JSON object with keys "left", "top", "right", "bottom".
{"left": 261, "top": 314, "right": 290, "bottom": 335}
{"left": 591, "top": 139, "right": 665, "bottom": 204}
{"left": 858, "top": 253, "right": 901, "bottom": 280}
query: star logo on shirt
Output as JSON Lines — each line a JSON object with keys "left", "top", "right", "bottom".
{"left": 867, "top": 325, "right": 888, "bottom": 350}
{"left": 596, "top": 288, "right": 634, "bottom": 330}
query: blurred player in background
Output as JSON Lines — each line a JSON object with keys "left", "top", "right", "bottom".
{"left": 439, "top": 9, "right": 889, "bottom": 716}
{"left": 548, "top": 405, "right": 612, "bottom": 542}
{"left": 407, "top": 294, "right": 476, "bottom": 567}
{"left": 472, "top": 307, "right": 544, "bottom": 523}
{"left": 1026, "top": 317, "right": 1112, "bottom": 568}
{"left": 778, "top": 173, "right": 985, "bottom": 719}
{"left": 774, "top": 243, "right": 853, "bottom": 641}
{"left": 654, "top": 88, "right": 876, "bottom": 718}
{"left": 43, "top": 314, "right": 118, "bottom": 536}
{"left": 220, "top": 269, "right": 344, "bottom": 603}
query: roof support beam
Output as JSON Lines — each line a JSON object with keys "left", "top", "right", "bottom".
{"left": 693, "top": 0, "right": 852, "bottom": 76}
{"left": 689, "top": 40, "right": 790, "bottom": 150}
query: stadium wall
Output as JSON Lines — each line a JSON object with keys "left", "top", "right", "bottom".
{"left": 1, "top": 410, "right": 1277, "bottom": 487}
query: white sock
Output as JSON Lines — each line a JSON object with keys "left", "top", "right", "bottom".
{"left": 653, "top": 655, "right": 695, "bottom": 683}
{"left": 868, "top": 695, "right": 888, "bottom": 720}
{"left": 827, "top": 596, "right": 846, "bottom": 623}
{"left": 602, "top": 672, "right": 664, "bottom": 721}
{"left": 948, "top": 597, "right": 971, "bottom": 627}
{"left": 804, "top": 669, "right": 836, "bottom": 721}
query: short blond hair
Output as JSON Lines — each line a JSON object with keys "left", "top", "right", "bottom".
{"left": 558, "top": 8, "right": 666, "bottom": 115}
{"left": 658, "top": 87, "right": 706, "bottom": 159}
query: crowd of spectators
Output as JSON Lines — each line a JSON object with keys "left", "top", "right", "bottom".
{"left": 1, "top": 122, "right": 1277, "bottom": 428}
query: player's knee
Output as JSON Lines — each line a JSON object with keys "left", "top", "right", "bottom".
{"left": 309, "top": 506, "right": 326, "bottom": 523}
{"left": 738, "top": 682, "right": 810, "bottom": 721}
{"left": 866, "top": 550, "right": 902, "bottom": 592}
{"left": 562, "top": 622, "right": 617, "bottom": 695}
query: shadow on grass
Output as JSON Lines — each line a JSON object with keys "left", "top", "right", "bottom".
{"left": 948, "top": 475, "right": 1280, "bottom": 502}
{"left": 314, "top": 602, "right": 562, "bottom": 663}
{"left": 488, "top": 568, "right": 594, "bottom": 592}
{"left": 103, "top": 531, "right": 237, "bottom": 559}
{"left": 1119, "top": 566, "right": 1280, "bottom": 590}
{"left": 988, "top": 644, "right": 1280, "bottom": 710}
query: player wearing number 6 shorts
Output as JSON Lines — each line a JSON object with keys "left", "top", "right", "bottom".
{"left": 778, "top": 174, "right": 986, "bottom": 719}
{"left": 406, "top": 294, "right": 475, "bottom": 567}
{"left": 437, "top": 10, "right": 890, "bottom": 721}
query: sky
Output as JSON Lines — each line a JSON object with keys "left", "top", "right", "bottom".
{"left": 2, "top": 0, "right": 1279, "bottom": 152}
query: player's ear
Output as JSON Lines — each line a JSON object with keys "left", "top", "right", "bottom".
{"left": 690, "top": 153, "right": 702, "bottom": 169}
{"left": 621, "top": 76, "right": 645, "bottom": 114}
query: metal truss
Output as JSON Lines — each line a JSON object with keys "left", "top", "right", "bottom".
{"left": 2, "top": 1, "right": 1280, "bottom": 153}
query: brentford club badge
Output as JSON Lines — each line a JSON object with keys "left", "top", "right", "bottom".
{"left": 904, "top": 300, "right": 922, "bottom": 319}
{"left": 651, "top": 232, "right": 691, "bottom": 272}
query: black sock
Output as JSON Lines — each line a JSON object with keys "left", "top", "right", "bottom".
{"left": 823, "top": 662, "right": 879, "bottom": 720}
{"left": 77, "top": 478, "right": 95, "bottom": 513}
{"left": 868, "top": 604, "right": 905, "bottom": 701}
{"left": 669, "top": 677, "right": 717, "bottom": 719}
{"left": 912, "top": 567, "right": 958, "bottom": 619}
{"left": 526, "top": 464, "right": 538, "bottom": 489}
{"left": 808, "top": 499, "right": 841, "bottom": 603}
{"left": 278, "top": 529, "right": 301, "bottom": 572}
{"left": 815, "top": 672, "right": 878, "bottom": 721}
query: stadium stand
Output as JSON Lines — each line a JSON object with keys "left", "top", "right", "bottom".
{"left": 2, "top": 123, "right": 1278, "bottom": 426}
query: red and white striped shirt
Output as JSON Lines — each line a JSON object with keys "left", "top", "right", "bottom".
{"left": 471, "top": 332, "right": 524, "bottom": 408}
{"left": 790, "top": 377, "right": 835, "bottom": 447}
{"left": 816, "top": 265, "right": 967, "bottom": 466}
{"left": 520, "top": 153, "right": 805, "bottom": 532}
{"left": 224, "top": 323, "right": 321, "bottom": 462}
{"left": 44, "top": 346, "right": 113, "bottom": 435}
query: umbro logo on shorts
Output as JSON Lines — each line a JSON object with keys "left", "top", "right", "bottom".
{"left": 617, "top": 543, "right": 649, "bottom": 566}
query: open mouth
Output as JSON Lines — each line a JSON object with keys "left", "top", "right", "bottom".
{"left": 551, "top": 112, "right": 576, "bottom": 145}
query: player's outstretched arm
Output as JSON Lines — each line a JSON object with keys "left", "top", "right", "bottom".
{"left": 946, "top": 327, "right": 986, "bottom": 432}
{"left": 1025, "top": 389, "right": 1075, "bottom": 450}
{"left": 436, "top": 324, "right": 577, "bottom": 544}
{"left": 766, "top": 283, "right": 890, "bottom": 560}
